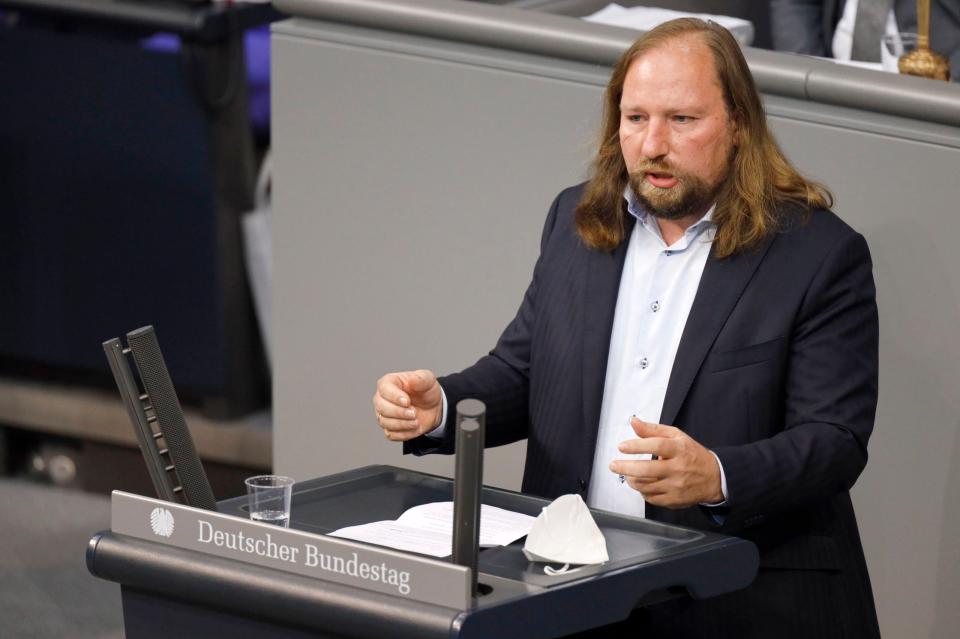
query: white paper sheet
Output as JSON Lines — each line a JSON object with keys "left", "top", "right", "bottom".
{"left": 328, "top": 502, "right": 536, "bottom": 558}
{"left": 583, "top": 3, "right": 755, "bottom": 46}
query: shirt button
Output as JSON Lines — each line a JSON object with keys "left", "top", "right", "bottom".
{"left": 665, "top": 250, "right": 673, "bottom": 256}
{"left": 640, "top": 357, "right": 649, "bottom": 369}
{"left": 651, "top": 301, "right": 660, "bottom": 312}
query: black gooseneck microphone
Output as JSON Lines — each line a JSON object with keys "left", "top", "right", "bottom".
{"left": 452, "top": 398, "right": 486, "bottom": 598}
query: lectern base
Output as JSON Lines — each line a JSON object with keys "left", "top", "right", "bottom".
{"left": 122, "top": 588, "right": 342, "bottom": 639}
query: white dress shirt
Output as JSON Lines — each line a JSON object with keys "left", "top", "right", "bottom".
{"left": 432, "top": 189, "right": 727, "bottom": 517}
{"left": 585, "top": 190, "right": 719, "bottom": 518}
{"left": 832, "top": 0, "right": 898, "bottom": 62}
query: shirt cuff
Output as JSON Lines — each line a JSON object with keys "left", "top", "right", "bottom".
{"left": 699, "top": 451, "right": 729, "bottom": 507}
{"left": 424, "top": 385, "right": 448, "bottom": 440}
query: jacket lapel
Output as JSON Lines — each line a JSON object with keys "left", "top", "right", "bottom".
{"left": 659, "top": 235, "right": 776, "bottom": 426}
{"left": 580, "top": 216, "right": 636, "bottom": 461}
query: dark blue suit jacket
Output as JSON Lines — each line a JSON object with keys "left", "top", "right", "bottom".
{"left": 408, "top": 183, "right": 880, "bottom": 637}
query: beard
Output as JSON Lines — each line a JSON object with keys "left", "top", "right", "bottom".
{"left": 628, "top": 160, "right": 724, "bottom": 221}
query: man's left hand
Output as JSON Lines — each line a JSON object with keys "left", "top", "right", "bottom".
{"left": 609, "top": 417, "right": 723, "bottom": 509}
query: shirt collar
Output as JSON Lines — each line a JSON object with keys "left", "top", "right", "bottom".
{"left": 623, "top": 184, "right": 717, "bottom": 255}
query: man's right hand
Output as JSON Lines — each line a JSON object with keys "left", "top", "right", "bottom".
{"left": 373, "top": 370, "right": 443, "bottom": 441}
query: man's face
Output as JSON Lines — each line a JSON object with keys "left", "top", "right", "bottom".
{"left": 619, "top": 36, "right": 737, "bottom": 221}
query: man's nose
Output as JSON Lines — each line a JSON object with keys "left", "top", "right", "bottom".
{"left": 640, "top": 119, "right": 669, "bottom": 160}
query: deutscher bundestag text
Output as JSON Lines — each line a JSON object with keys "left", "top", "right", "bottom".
{"left": 197, "top": 520, "right": 411, "bottom": 595}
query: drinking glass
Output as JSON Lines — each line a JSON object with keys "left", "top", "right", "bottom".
{"left": 245, "top": 475, "right": 294, "bottom": 527}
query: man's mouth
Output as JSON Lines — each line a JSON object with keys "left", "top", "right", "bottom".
{"left": 644, "top": 171, "right": 678, "bottom": 189}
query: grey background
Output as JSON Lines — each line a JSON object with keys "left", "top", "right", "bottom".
{"left": 270, "top": 12, "right": 960, "bottom": 639}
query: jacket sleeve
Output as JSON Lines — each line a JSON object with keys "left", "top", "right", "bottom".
{"left": 711, "top": 230, "right": 879, "bottom": 529}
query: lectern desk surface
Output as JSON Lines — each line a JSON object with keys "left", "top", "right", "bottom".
{"left": 88, "top": 465, "right": 758, "bottom": 639}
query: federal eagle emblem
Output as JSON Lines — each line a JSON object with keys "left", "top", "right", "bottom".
{"left": 149, "top": 507, "right": 175, "bottom": 538}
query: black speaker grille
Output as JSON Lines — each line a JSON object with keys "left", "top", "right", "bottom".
{"left": 127, "top": 326, "right": 217, "bottom": 510}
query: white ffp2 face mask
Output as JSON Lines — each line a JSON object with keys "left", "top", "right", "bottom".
{"left": 522, "top": 494, "right": 609, "bottom": 575}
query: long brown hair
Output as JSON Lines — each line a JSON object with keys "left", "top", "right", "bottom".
{"left": 575, "top": 18, "right": 832, "bottom": 258}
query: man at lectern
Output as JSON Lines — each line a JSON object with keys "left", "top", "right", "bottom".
{"left": 373, "top": 18, "right": 880, "bottom": 639}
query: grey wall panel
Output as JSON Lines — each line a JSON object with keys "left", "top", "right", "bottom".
{"left": 272, "top": 26, "right": 607, "bottom": 491}
{"left": 273, "top": 18, "right": 960, "bottom": 639}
